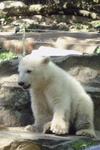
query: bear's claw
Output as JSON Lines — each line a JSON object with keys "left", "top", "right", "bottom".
{"left": 24, "top": 125, "right": 39, "bottom": 132}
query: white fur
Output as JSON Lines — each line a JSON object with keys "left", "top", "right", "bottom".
{"left": 18, "top": 54, "right": 96, "bottom": 138}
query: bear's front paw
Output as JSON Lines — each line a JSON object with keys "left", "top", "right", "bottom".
{"left": 24, "top": 125, "right": 39, "bottom": 132}
{"left": 51, "top": 120, "right": 68, "bottom": 135}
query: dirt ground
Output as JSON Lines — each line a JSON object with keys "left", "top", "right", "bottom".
{"left": 0, "top": 25, "right": 100, "bottom": 54}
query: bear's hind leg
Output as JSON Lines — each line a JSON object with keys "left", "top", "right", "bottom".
{"left": 75, "top": 115, "right": 96, "bottom": 138}
{"left": 75, "top": 95, "right": 96, "bottom": 138}
{"left": 76, "top": 129, "right": 96, "bottom": 138}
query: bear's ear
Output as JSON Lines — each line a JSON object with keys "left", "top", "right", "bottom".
{"left": 18, "top": 55, "right": 23, "bottom": 62}
{"left": 42, "top": 57, "right": 51, "bottom": 64}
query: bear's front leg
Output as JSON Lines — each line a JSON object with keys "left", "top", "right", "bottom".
{"left": 24, "top": 110, "right": 47, "bottom": 132}
{"left": 25, "top": 113, "right": 51, "bottom": 132}
{"left": 51, "top": 104, "right": 70, "bottom": 135}
{"left": 25, "top": 90, "right": 52, "bottom": 132}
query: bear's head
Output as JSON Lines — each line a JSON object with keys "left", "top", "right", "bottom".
{"left": 18, "top": 54, "right": 51, "bottom": 90}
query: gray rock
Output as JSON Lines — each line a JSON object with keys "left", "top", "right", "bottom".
{"left": 85, "top": 145, "right": 100, "bottom": 150}
{"left": 0, "top": 58, "right": 34, "bottom": 126}
{"left": 0, "top": 57, "right": 18, "bottom": 76}
{"left": 0, "top": 1, "right": 26, "bottom": 10}
{"left": 55, "top": 54, "right": 100, "bottom": 70}
{"left": 0, "top": 130, "right": 100, "bottom": 150}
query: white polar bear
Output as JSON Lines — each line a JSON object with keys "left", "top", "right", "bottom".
{"left": 18, "top": 54, "right": 96, "bottom": 138}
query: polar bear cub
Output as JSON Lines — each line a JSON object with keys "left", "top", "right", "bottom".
{"left": 18, "top": 54, "right": 96, "bottom": 138}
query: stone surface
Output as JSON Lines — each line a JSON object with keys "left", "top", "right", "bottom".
{"left": 0, "top": 130, "right": 100, "bottom": 150}
{"left": 0, "top": 81, "right": 34, "bottom": 127}
{"left": 54, "top": 36, "right": 98, "bottom": 54}
{"left": 51, "top": 15, "right": 93, "bottom": 24}
{"left": 2, "top": 38, "right": 39, "bottom": 54}
{"left": 86, "top": 145, "right": 100, "bottom": 150}
{"left": 0, "top": 58, "right": 34, "bottom": 127}
{"left": 0, "top": 1, "right": 26, "bottom": 10}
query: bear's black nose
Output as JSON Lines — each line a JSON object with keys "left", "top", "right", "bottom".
{"left": 18, "top": 82, "right": 24, "bottom": 86}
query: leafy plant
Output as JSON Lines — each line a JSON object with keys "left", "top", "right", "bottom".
{"left": 0, "top": 26, "right": 2, "bottom": 32}
{"left": 25, "top": 25, "right": 29, "bottom": 30}
{"left": 96, "top": 47, "right": 100, "bottom": 53}
{"left": 71, "top": 140, "right": 97, "bottom": 150}
{"left": 74, "top": 24, "right": 88, "bottom": 31}
{"left": 0, "top": 13, "right": 11, "bottom": 23}
{"left": 0, "top": 50, "right": 17, "bottom": 63}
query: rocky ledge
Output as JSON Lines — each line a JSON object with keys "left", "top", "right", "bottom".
{"left": 0, "top": 128, "right": 100, "bottom": 150}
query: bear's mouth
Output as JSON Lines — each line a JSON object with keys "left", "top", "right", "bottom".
{"left": 23, "top": 84, "right": 31, "bottom": 89}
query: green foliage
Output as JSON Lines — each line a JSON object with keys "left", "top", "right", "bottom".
{"left": 90, "top": 21, "right": 100, "bottom": 31}
{"left": 74, "top": 24, "right": 88, "bottom": 30}
{"left": 96, "top": 47, "right": 100, "bottom": 53}
{"left": 0, "top": 26, "right": 2, "bottom": 32}
{"left": 20, "top": 23, "right": 46, "bottom": 31}
{"left": 29, "top": 24, "right": 45, "bottom": 30}
{"left": 93, "top": 0, "right": 99, "bottom": 3}
{"left": 25, "top": 25, "right": 29, "bottom": 30}
{"left": 0, "top": 50, "right": 17, "bottom": 63}
{"left": 95, "top": 22, "right": 100, "bottom": 29}
{"left": 57, "top": 140, "right": 98, "bottom": 150}
{"left": 0, "top": 13, "right": 11, "bottom": 23}
{"left": 71, "top": 140, "right": 97, "bottom": 150}
{"left": 0, "top": 13, "right": 5, "bottom": 19}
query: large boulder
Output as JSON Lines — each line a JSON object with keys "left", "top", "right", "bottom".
{"left": 0, "top": 81, "right": 33, "bottom": 127}
{"left": 54, "top": 36, "right": 98, "bottom": 54}
{"left": 0, "top": 1, "right": 26, "bottom": 10}
{"left": 0, "top": 58, "right": 33, "bottom": 127}
{"left": 2, "top": 38, "right": 39, "bottom": 54}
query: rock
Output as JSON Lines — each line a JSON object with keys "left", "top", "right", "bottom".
{"left": 51, "top": 15, "right": 93, "bottom": 24}
{"left": 54, "top": 37, "right": 98, "bottom": 54}
{"left": 29, "top": 4, "right": 42, "bottom": 12}
{"left": 2, "top": 38, "right": 38, "bottom": 54}
{"left": 0, "top": 81, "right": 34, "bottom": 127}
{"left": 0, "top": 58, "right": 34, "bottom": 127}
{"left": 0, "top": 130, "right": 100, "bottom": 150}
{"left": 32, "top": 15, "right": 55, "bottom": 26}
{"left": 0, "top": 1, "right": 26, "bottom": 10}
{"left": 58, "top": 22, "right": 68, "bottom": 30}
{"left": 0, "top": 124, "right": 9, "bottom": 131}
{"left": 86, "top": 145, "right": 100, "bottom": 150}
{"left": 55, "top": 54, "right": 100, "bottom": 70}
{"left": 0, "top": 57, "right": 18, "bottom": 76}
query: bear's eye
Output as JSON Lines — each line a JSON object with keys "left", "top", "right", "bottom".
{"left": 27, "top": 70, "right": 32, "bottom": 73}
